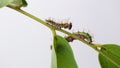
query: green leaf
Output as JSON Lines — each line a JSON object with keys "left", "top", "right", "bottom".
{"left": 51, "top": 44, "right": 57, "bottom": 68}
{"left": 51, "top": 35, "right": 78, "bottom": 68}
{"left": 22, "top": 0, "right": 27, "bottom": 7}
{"left": 99, "top": 44, "right": 120, "bottom": 68}
{"left": 0, "top": 0, "right": 27, "bottom": 8}
{"left": 10, "top": 0, "right": 27, "bottom": 7}
{"left": 0, "top": 0, "right": 13, "bottom": 8}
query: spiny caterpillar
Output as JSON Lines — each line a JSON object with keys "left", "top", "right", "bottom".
{"left": 45, "top": 19, "right": 72, "bottom": 30}
{"left": 65, "top": 31, "right": 93, "bottom": 44}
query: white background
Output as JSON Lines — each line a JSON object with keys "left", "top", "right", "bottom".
{"left": 0, "top": 0, "right": 120, "bottom": 68}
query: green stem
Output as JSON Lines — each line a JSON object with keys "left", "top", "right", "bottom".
{"left": 7, "top": 5, "right": 94, "bottom": 48}
{"left": 51, "top": 29, "right": 56, "bottom": 37}
{"left": 6, "top": 4, "right": 100, "bottom": 53}
{"left": 7, "top": 5, "right": 120, "bottom": 67}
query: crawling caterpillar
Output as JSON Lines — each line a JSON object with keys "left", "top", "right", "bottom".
{"left": 45, "top": 19, "right": 72, "bottom": 30}
{"left": 65, "top": 32, "right": 93, "bottom": 44}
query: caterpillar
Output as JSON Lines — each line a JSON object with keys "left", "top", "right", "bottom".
{"left": 45, "top": 19, "right": 72, "bottom": 30}
{"left": 65, "top": 32, "right": 93, "bottom": 44}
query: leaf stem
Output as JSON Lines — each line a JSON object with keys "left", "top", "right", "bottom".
{"left": 7, "top": 5, "right": 120, "bottom": 67}
{"left": 7, "top": 4, "right": 98, "bottom": 51}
